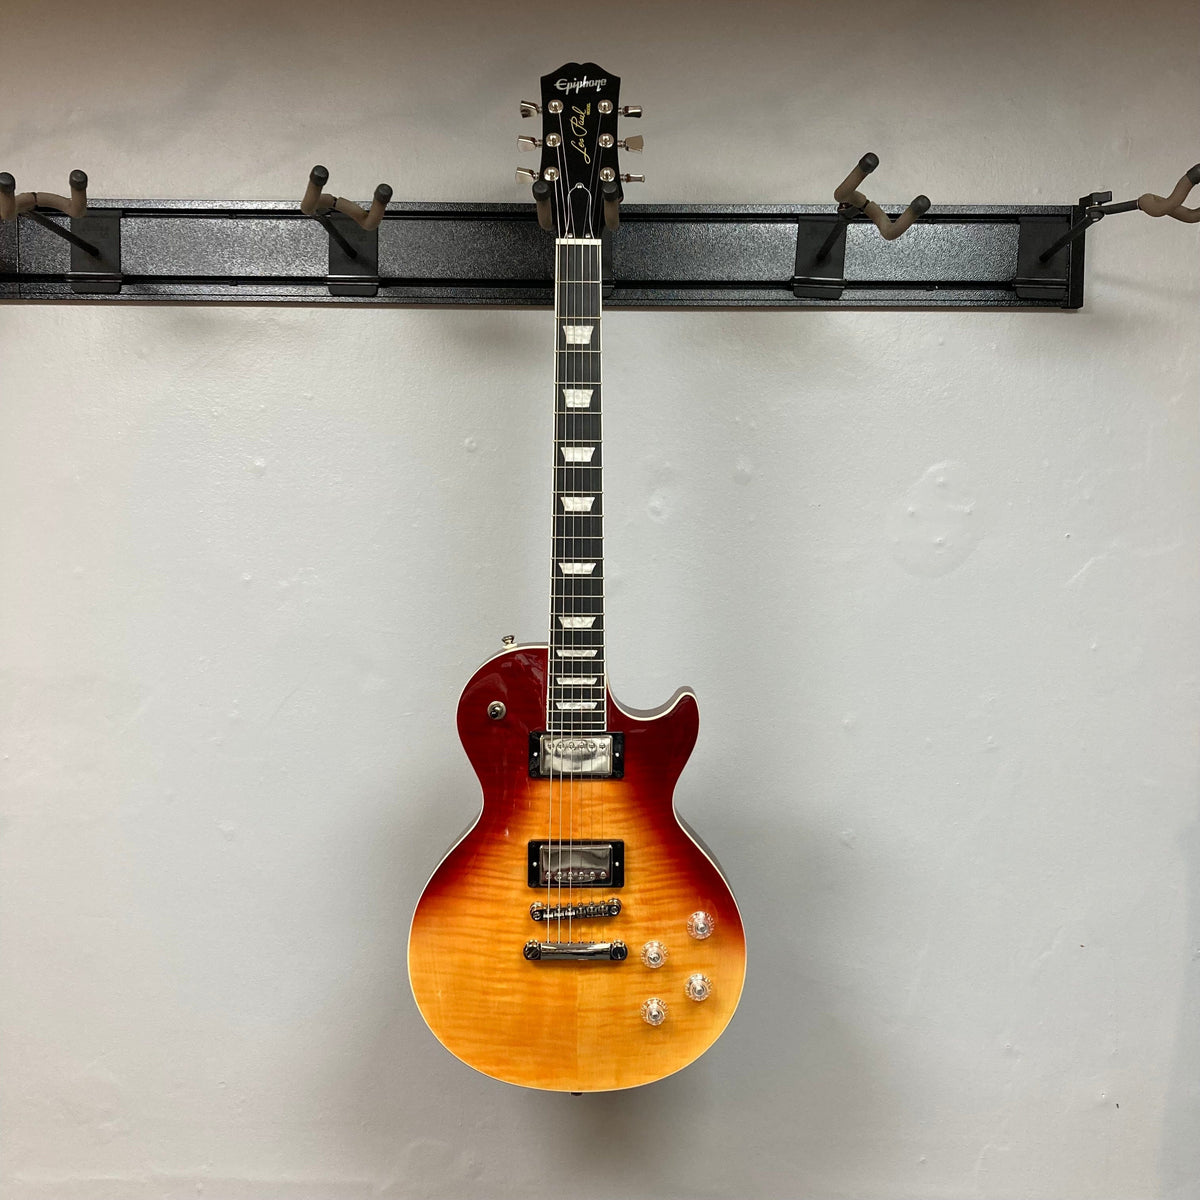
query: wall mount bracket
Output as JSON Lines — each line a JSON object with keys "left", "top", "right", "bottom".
{"left": 1, "top": 199, "right": 1086, "bottom": 310}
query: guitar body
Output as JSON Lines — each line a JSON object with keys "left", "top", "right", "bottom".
{"left": 408, "top": 646, "right": 746, "bottom": 1091}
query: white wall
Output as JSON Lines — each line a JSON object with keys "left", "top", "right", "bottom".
{"left": 2, "top": 2, "right": 1198, "bottom": 1197}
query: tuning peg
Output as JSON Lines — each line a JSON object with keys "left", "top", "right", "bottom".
{"left": 519, "top": 100, "right": 541, "bottom": 118}
{"left": 621, "top": 173, "right": 645, "bottom": 184}
{"left": 517, "top": 136, "right": 542, "bottom": 152}
{"left": 620, "top": 105, "right": 643, "bottom": 118}
{"left": 516, "top": 167, "right": 539, "bottom": 184}
{"left": 618, "top": 136, "right": 644, "bottom": 153}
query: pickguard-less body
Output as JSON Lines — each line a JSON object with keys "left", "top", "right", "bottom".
{"left": 408, "top": 646, "right": 746, "bottom": 1092}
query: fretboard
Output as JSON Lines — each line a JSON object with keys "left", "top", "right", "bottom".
{"left": 548, "top": 238, "right": 605, "bottom": 733}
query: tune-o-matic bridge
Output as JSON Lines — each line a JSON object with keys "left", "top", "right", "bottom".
{"left": 523, "top": 940, "right": 628, "bottom": 961}
{"left": 530, "top": 898, "right": 622, "bottom": 922}
{"left": 529, "top": 732, "right": 625, "bottom": 778}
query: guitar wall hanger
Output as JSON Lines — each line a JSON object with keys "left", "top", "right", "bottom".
{"left": 299, "top": 165, "right": 393, "bottom": 297}
{"left": 0, "top": 148, "right": 1195, "bottom": 309}
{"left": 793, "top": 152, "right": 932, "bottom": 299}
{"left": 1034, "top": 163, "right": 1200, "bottom": 263}
{"left": 0, "top": 169, "right": 122, "bottom": 295}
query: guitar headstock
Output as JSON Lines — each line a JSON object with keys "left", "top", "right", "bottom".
{"left": 517, "top": 62, "right": 642, "bottom": 238}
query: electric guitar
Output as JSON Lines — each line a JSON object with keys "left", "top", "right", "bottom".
{"left": 408, "top": 63, "right": 746, "bottom": 1092}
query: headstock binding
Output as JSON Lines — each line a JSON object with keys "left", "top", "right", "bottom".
{"left": 532, "top": 62, "right": 623, "bottom": 240}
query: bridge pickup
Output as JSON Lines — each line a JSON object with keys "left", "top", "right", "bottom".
{"left": 528, "top": 840, "right": 624, "bottom": 888}
{"left": 529, "top": 732, "right": 624, "bottom": 779}
{"left": 530, "top": 898, "right": 622, "bottom": 922}
{"left": 524, "top": 940, "right": 628, "bottom": 961}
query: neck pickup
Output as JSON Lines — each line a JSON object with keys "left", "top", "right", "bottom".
{"left": 529, "top": 732, "right": 624, "bottom": 779}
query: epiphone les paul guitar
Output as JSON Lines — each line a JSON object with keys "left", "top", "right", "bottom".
{"left": 408, "top": 63, "right": 746, "bottom": 1092}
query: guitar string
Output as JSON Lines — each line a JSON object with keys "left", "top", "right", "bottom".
{"left": 552, "top": 118, "right": 569, "bottom": 947}
{"left": 549, "top": 230, "right": 564, "bottom": 945}
{"left": 566, "top": 229, "right": 575, "bottom": 946}
{"left": 547, "top": 118, "right": 607, "bottom": 948}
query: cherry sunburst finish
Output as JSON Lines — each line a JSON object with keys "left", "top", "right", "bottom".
{"left": 408, "top": 63, "right": 745, "bottom": 1092}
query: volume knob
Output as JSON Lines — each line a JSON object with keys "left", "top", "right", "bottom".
{"left": 687, "top": 910, "right": 715, "bottom": 940}
{"left": 641, "top": 997, "right": 667, "bottom": 1026}
{"left": 640, "top": 940, "right": 668, "bottom": 968}
{"left": 685, "top": 973, "right": 713, "bottom": 1002}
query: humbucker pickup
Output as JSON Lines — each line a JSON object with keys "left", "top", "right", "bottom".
{"left": 528, "top": 840, "right": 624, "bottom": 888}
{"left": 529, "top": 732, "right": 625, "bottom": 779}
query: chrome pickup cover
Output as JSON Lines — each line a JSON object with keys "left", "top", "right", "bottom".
{"left": 529, "top": 732, "right": 625, "bottom": 779}
{"left": 527, "top": 840, "right": 625, "bottom": 888}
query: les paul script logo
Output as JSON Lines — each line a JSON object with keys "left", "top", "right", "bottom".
{"left": 569, "top": 103, "right": 591, "bottom": 164}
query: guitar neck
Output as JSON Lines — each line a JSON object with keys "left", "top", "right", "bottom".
{"left": 548, "top": 237, "right": 606, "bottom": 733}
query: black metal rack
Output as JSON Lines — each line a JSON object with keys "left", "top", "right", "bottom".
{"left": 0, "top": 199, "right": 1087, "bottom": 309}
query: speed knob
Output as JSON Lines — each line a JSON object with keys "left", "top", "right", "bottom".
{"left": 685, "top": 973, "right": 713, "bottom": 1002}
{"left": 641, "top": 997, "right": 667, "bottom": 1027}
{"left": 687, "top": 910, "right": 715, "bottom": 940}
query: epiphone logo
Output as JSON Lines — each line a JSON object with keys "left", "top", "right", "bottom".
{"left": 555, "top": 75, "right": 607, "bottom": 95}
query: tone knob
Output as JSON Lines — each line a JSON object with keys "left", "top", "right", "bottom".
{"left": 640, "top": 940, "right": 668, "bottom": 969}
{"left": 687, "top": 911, "right": 715, "bottom": 940}
{"left": 685, "top": 973, "right": 713, "bottom": 1002}
{"left": 641, "top": 997, "right": 667, "bottom": 1026}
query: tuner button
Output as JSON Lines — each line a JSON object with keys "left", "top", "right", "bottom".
{"left": 599, "top": 168, "right": 616, "bottom": 183}
{"left": 687, "top": 911, "right": 715, "bottom": 940}
{"left": 598, "top": 100, "right": 613, "bottom": 115}
{"left": 515, "top": 168, "right": 539, "bottom": 184}
{"left": 519, "top": 100, "right": 541, "bottom": 118}
{"left": 621, "top": 104, "right": 643, "bottom": 118}
{"left": 517, "top": 135, "right": 541, "bottom": 152}
{"left": 685, "top": 973, "right": 713, "bottom": 1002}
{"left": 620, "top": 173, "right": 645, "bottom": 184}
{"left": 542, "top": 166, "right": 559, "bottom": 182}
{"left": 640, "top": 940, "right": 668, "bottom": 969}
{"left": 618, "top": 136, "right": 644, "bottom": 153}
{"left": 641, "top": 997, "right": 667, "bottom": 1027}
